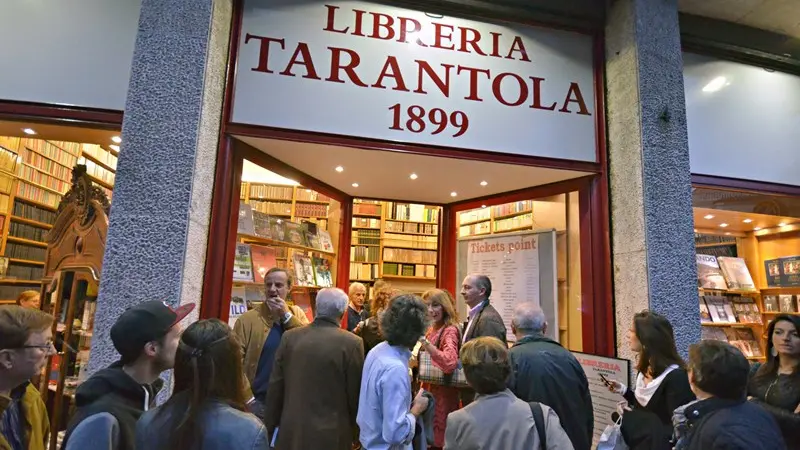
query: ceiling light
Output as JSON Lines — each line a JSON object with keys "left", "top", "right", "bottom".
{"left": 109, "top": 144, "right": 120, "bottom": 152}
{"left": 702, "top": 76, "right": 728, "bottom": 93}
{"left": 111, "top": 136, "right": 122, "bottom": 144}
{"left": 725, "top": 232, "right": 731, "bottom": 236}
{"left": 703, "top": 214, "right": 714, "bottom": 220}
{"left": 352, "top": 183, "right": 359, "bottom": 188}
{"left": 693, "top": 229, "right": 697, "bottom": 233}
{"left": 481, "top": 205, "right": 487, "bottom": 208}
{"left": 22, "top": 128, "right": 36, "bottom": 135}
{"left": 742, "top": 219, "right": 752, "bottom": 223}
{"left": 409, "top": 173, "right": 418, "bottom": 180}
{"left": 778, "top": 222, "right": 787, "bottom": 227}
{"left": 450, "top": 192, "right": 457, "bottom": 197}
{"left": 754, "top": 227, "right": 762, "bottom": 231}
{"left": 335, "top": 166, "right": 344, "bottom": 173}
{"left": 719, "top": 223, "right": 728, "bottom": 228}
{"left": 480, "top": 181, "right": 488, "bottom": 186}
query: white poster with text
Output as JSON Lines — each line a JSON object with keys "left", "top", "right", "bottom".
{"left": 572, "top": 352, "right": 631, "bottom": 447}
{"left": 233, "top": 0, "right": 596, "bottom": 161}
{"left": 466, "top": 234, "right": 539, "bottom": 341}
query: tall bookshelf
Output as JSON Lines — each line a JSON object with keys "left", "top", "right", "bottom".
{"left": 0, "top": 136, "right": 116, "bottom": 302}
{"left": 350, "top": 199, "right": 440, "bottom": 295}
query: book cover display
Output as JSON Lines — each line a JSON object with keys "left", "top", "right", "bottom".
{"left": 233, "top": 243, "right": 254, "bottom": 282}
{"left": 764, "top": 256, "right": 800, "bottom": 287}
{"left": 238, "top": 204, "right": 255, "bottom": 235}
{"left": 717, "top": 257, "right": 757, "bottom": 291}
{"left": 697, "top": 255, "right": 728, "bottom": 290}
{"left": 313, "top": 257, "right": 333, "bottom": 287}
{"left": 250, "top": 245, "right": 278, "bottom": 284}
{"left": 292, "top": 254, "right": 316, "bottom": 287}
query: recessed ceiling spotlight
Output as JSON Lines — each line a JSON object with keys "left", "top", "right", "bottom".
{"left": 109, "top": 144, "right": 120, "bottom": 152}
{"left": 450, "top": 192, "right": 457, "bottom": 197}
{"left": 480, "top": 181, "right": 488, "bottom": 186}
{"left": 409, "top": 173, "right": 418, "bottom": 180}
{"left": 481, "top": 205, "right": 487, "bottom": 208}
{"left": 352, "top": 182, "right": 359, "bottom": 188}
{"left": 742, "top": 219, "right": 752, "bottom": 223}
{"left": 703, "top": 214, "right": 714, "bottom": 220}
{"left": 754, "top": 227, "right": 762, "bottom": 231}
{"left": 111, "top": 136, "right": 122, "bottom": 144}
{"left": 725, "top": 232, "right": 731, "bottom": 236}
{"left": 335, "top": 166, "right": 344, "bottom": 173}
{"left": 719, "top": 223, "right": 728, "bottom": 228}
{"left": 778, "top": 222, "right": 787, "bottom": 227}
{"left": 22, "top": 128, "right": 36, "bottom": 135}
{"left": 693, "top": 229, "right": 697, "bottom": 233}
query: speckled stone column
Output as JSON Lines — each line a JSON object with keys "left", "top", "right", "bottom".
{"left": 605, "top": 0, "right": 700, "bottom": 361}
{"left": 87, "top": 0, "right": 232, "bottom": 382}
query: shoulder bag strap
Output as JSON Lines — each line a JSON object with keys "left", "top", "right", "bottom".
{"left": 529, "top": 402, "right": 546, "bottom": 450}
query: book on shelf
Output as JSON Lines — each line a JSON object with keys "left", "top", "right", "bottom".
{"left": 764, "top": 295, "right": 780, "bottom": 313}
{"left": 779, "top": 295, "right": 797, "bottom": 313}
{"left": 233, "top": 243, "right": 254, "bottom": 282}
{"left": 699, "top": 300, "right": 712, "bottom": 323}
{"left": 723, "top": 328, "right": 762, "bottom": 358}
{"left": 386, "top": 202, "right": 438, "bottom": 223}
{"left": 703, "top": 296, "right": 736, "bottom": 323}
{"left": 383, "top": 262, "right": 436, "bottom": 278}
{"left": 292, "top": 254, "right": 316, "bottom": 287}
{"left": 353, "top": 217, "right": 380, "bottom": 228}
{"left": 353, "top": 229, "right": 380, "bottom": 245}
{"left": 383, "top": 233, "right": 437, "bottom": 250}
{"left": 731, "top": 296, "right": 762, "bottom": 324}
{"left": 459, "top": 208, "right": 491, "bottom": 225}
{"left": 494, "top": 213, "right": 532, "bottom": 232}
{"left": 350, "top": 262, "right": 378, "bottom": 280}
{"left": 764, "top": 256, "right": 800, "bottom": 288}
{"left": 318, "top": 230, "right": 334, "bottom": 253}
{"left": 493, "top": 201, "right": 532, "bottom": 217}
{"left": 250, "top": 245, "right": 278, "bottom": 284}
{"left": 250, "top": 184, "right": 293, "bottom": 200}
{"left": 382, "top": 248, "right": 437, "bottom": 264}
{"left": 238, "top": 204, "right": 256, "bottom": 235}
{"left": 353, "top": 203, "right": 381, "bottom": 216}
{"left": 385, "top": 221, "right": 437, "bottom": 235}
{"left": 717, "top": 257, "right": 757, "bottom": 291}
{"left": 696, "top": 254, "right": 728, "bottom": 290}
{"left": 351, "top": 245, "right": 380, "bottom": 263}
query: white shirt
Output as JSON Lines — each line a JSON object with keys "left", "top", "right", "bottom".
{"left": 462, "top": 300, "right": 487, "bottom": 344}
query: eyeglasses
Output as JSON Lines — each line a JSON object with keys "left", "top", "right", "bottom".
{"left": 17, "top": 341, "right": 55, "bottom": 352}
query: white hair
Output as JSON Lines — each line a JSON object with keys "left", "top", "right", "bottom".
{"left": 316, "top": 288, "right": 349, "bottom": 320}
{"left": 512, "top": 302, "right": 546, "bottom": 334}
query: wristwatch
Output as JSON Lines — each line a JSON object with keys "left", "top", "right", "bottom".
{"left": 282, "top": 311, "right": 294, "bottom": 324}
{"left": 419, "top": 336, "right": 431, "bottom": 346}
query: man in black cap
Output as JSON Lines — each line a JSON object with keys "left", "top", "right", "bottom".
{"left": 61, "top": 301, "right": 195, "bottom": 450}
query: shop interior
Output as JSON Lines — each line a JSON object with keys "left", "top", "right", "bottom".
{"left": 694, "top": 186, "right": 800, "bottom": 362}
{"left": 228, "top": 135, "right": 595, "bottom": 352}
{"left": 0, "top": 118, "right": 119, "bottom": 448}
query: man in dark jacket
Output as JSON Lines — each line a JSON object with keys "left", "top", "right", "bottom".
{"left": 507, "top": 303, "right": 593, "bottom": 450}
{"left": 61, "top": 301, "right": 194, "bottom": 450}
{"left": 673, "top": 340, "right": 785, "bottom": 450}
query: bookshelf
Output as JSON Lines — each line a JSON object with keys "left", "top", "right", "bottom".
{"left": 234, "top": 181, "right": 339, "bottom": 320}
{"left": 350, "top": 199, "right": 440, "bottom": 295}
{"left": 0, "top": 136, "right": 116, "bottom": 302}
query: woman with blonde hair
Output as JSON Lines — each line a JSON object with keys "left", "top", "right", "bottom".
{"left": 418, "top": 288, "right": 461, "bottom": 450}
{"left": 355, "top": 280, "right": 392, "bottom": 355}
{"left": 16, "top": 290, "right": 40, "bottom": 310}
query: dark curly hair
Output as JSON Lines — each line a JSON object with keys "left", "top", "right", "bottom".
{"left": 380, "top": 293, "right": 429, "bottom": 348}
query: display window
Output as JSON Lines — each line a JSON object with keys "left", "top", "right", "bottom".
{"left": 0, "top": 117, "right": 120, "bottom": 448}
{"left": 692, "top": 185, "right": 800, "bottom": 362}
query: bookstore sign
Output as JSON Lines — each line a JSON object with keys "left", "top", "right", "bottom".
{"left": 232, "top": 0, "right": 597, "bottom": 162}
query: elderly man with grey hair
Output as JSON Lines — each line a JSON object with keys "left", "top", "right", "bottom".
{"left": 508, "top": 303, "right": 594, "bottom": 450}
{"left": 264, "top": 288, "right": 365, "bottom": 450}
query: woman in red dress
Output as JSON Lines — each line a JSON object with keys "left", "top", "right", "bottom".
{"left": 419, "top": 289, "right": 461, "bottom": 450}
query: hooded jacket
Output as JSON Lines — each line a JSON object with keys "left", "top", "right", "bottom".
{"left": 60, "top": 362, "right": 163, "bottom": 450}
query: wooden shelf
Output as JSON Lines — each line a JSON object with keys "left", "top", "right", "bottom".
{"left": 233, "top": 280, "right": 323, "bottom": 290}
{"left": 237, "top": 233, "right": 335, "bottom": 256}
{"left": 764, "top": 311, "right": 800, "bottom": 316}
{"left": 15, "top": 196, "right": 57, "bottom": 212}
{"left": 695, "top": 242, "right": 736, "bottom": 249}
{"left": 296, "top": 199, "right": 330, "bottom": 204}
{"left": 702, "top": 322, "right": 763, "bottom": 327}
{"left": 353, "top": 226, "right": 381, "bottom": 230}
{"left": 353, "top": 213, "right": 381, "bottom": 218}
{"left": 80, "top": 151, "right": 116, "bottom": 173}
{"left": 459, "top": 218, "right": 491, "bottom": 226}
{"left": 384, "top": 230, "right": 437, "bottom": 237}
{"left": 383, "top": 245, "right": 438, "bottom": 251}
{"left": 250, "top": 197, "right": 292, "bottom": 202}
{"left": 699, "top": 287, "right": 760, "bottom": 295}
{"left": 9, "top": 258, "right": 45, "bottom": 266}
{"left": 7, "top": 236, "right": 47, "bottom": 247}
{"left": 351, "top": 243, "right": 380, "bottom": 247}
{"left": 385, "top": 218, "right": 438, "bottom": 225}
{"left": 762, "top": 287, "right": 800, "bottom": 292}
{"left": 381, "top": 274, "right": 436, "bottom": 281}
{"left": 0, "top": 278, "right": 41, "bottom": 285}
{"left": 352, "top": 260, "right": 380, "bottom": 264}
{"left": 494, "top": 209, "right": 533, "bottom": 221}
{"left": 494, "top": 225, "right": 533, "bottom": 234}
{"left": 383, "top": 260, "right": 437, "bottom": 266}
{"left": 11, "top": 215, "right": 53, "bottom": 229}
{"left": 87, "top": 174, "right": 113, "bottom": 190}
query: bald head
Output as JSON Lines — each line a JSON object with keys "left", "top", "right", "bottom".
{"left": 512, "top": 303, "right": 547, "bottom": 337}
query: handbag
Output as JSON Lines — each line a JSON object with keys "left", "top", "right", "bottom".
{"left": 597, "top": 416, "right": 628, "bottom": 450}
{"left": 417, "top": 326, "right": 469, "bottom": 388}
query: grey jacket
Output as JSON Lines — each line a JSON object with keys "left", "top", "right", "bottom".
{"left": 444, "top": 389, "right": 574, "bottom": 450}
{"left": 135, "top": 399, "right": 267, "bottom": 450}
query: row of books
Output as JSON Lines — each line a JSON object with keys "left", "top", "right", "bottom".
{"left": 702, "top": 327, "right": 763, "bottom": 358}
{"left": 295, "top": 189, "right": 330, "bottom": 202}
{"left": 4, "top": 242, "right": 46, "bottom": 261}
{"left": 293, "top": 202, "right": 328, "bottom": 218}
{"left": 384, "top": 221, "right": 437, "bottom": 235}
{"left": 385, "top": 202, "right": 439, "bottom": 223}
{"left": 82, "top": 144, "right": 118, "bottom": 170}
{"left": 493, "top": 201, "right": 532, "bottom": 218}
{"left": 459, "top": 222, "right": 491, "bottom": 237}
{"left": 353, "top": 203, "right": 381, "bottom": 216}
{"left": 250, "top": 200, "right": 293, "bottom": 216}
{"left": 764, "top": 295, "right": 800, "bottom": 313}
{"left": 6, "top": 263, "right": 44, "bottom": 280}
{"left": 238, "top": 204, "right": 334, "bottom": 252}
{"left": 494, "top": 213, "right": 532, "bottom": 232}
{"left": 696, "top": 255, "right": 756, "bottom": 291}
{"left": 350, "top": 262, "right": 379, "bottom": 280}
{"left": 232, "top": 242, "right": 334, "bottom": 288}
{"left": 700, "top": 295, "right": 761, "bottom": 324}
{"left": 19, "top": 147, "right": 72, "bottom": 182}
{"left": 9, "top": 222, "right": 48, "bottom": 242}
{"left": 249, "top": 184, "right": 293, "bottom": 200}
{"left": 16, "top": 164, "right": 70, "bottom": 193}
{"left": 16, "top": 181, "right": 60, "bottom": 208}
{"left": 351, "top": 245, "right": 380, "bottom": 263}
{"left": 353, "top": 217, "right": 380, "bottom": 228}
{"left": 13, "top": 200, "right": 57, "bottom": 224}
{"left": 459, "top": 207, "right": 491, "bottom": 225}
{"left": 81, "top": 159, "right": 115, "bottom": 185}
{"left": 384, "top": 233, "right": 437, "bottom": 250}
{"left": 383, "top": 262, "right": 436, "bottom": 278}
{"left": 353, "top": 229, "right": 380, "bottom": 245}
{"left": 383, "top": 248, "right": 437, "bottom": 264}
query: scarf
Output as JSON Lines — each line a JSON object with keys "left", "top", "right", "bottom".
{"left": 635, "top": 364, "right": 678, "bottom": 406}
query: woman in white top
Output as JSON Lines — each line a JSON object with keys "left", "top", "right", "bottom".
{"left": 604, "top": 311, "right": 695, "bottom": 450}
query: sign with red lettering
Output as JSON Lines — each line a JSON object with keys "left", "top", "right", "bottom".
{"left": 572, "top": 352, "right": 631, "bottom": 446}
{"left": 233, "top": 0, "right": 597, "bottom": 161}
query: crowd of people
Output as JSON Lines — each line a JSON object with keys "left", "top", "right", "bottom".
{"left": 0, "top": 271, "right": 798, "bottom": 449}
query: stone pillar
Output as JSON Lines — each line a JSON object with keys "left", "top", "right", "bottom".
{"left": 87, "top": 0, "right": 232, "bottom": 377}
{"left": 605, "top": 0, "right": 700, "bottom": 361}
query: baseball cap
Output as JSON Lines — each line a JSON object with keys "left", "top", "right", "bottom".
{"left": 110, "top": 301, "right": 195, "bottom": 361}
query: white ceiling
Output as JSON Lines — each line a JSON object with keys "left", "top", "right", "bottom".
{"left": 679, "top": 0, "right": 800, "bottom": 39}
{"left": 234, "top": 136, "right": 591, "bottom": 204}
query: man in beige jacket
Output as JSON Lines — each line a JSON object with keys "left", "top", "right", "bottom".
{"left": 233, "top": 267, "right": 305, "bottom": 418}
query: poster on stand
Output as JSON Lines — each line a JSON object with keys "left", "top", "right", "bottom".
{"left": 572, "top": 352, "right": 631, "bottom": 447}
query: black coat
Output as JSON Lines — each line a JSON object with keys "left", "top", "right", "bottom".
{"left": 507, "top": 334, "right": 593, "bottom": 450}
{"left": 679, "top": 397, "right": 785, "bottom": 450}
{"left": 748, "top": 363, "right": 800, "bottom": 447}
{"left": 621, "top": 368, "right": 695, "bottom": 450}
{"left": 462, "top": 302, "right": 506, "bottom": 344}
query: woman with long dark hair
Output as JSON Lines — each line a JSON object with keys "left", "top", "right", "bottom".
{"left": 748, "top": 314, "right": 800, "bottom": 446}
{"left": 605, "top": 310, "right": 695, "bottom": 450}
{"left": 135, "top": 319, "right": 267, "bottom": 449}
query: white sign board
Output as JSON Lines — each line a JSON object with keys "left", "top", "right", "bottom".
{"left": 466, "top": 234, "right": 540, "bottom": 341}
{"left": 233, "top": 0, "right": 597, "bottom": 161}
{"left": 572, "top": 352, "right": 631, "bottom": 447}
{"left": 229, "top": 287, "right": 248, "bottom": 328}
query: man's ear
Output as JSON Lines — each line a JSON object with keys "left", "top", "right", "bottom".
{"left": 142, "top": 341, "right": 158, "bottom": 358}
{"left": 0, "top": 349, "right": 15, "bottom": 370}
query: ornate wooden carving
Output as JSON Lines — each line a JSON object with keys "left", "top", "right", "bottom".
{"left": 43, "top": 165, "right": 110, "bottom": 281}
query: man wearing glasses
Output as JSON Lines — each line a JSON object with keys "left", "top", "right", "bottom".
{"left": 0, "top": 305, "right": 55, "bottom": 450}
